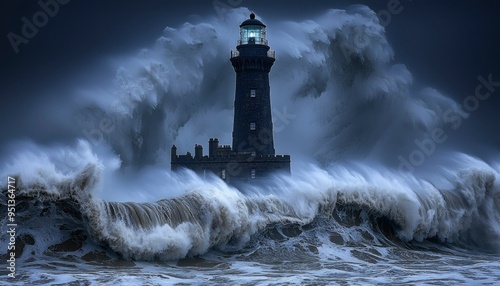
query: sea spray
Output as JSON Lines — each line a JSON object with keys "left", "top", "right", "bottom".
{"left": 5, "top": 156, "right": 499, "bottom": 263}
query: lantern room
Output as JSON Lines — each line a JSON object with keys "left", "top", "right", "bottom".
{"left": 239, "top": 13, "right": 267, "bottom": 45}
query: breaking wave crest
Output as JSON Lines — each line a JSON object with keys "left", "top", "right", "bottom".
{"left": 3, "top": 155, "right": 499, "bottom": 262}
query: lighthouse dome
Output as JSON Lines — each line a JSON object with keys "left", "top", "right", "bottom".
{"left": 240, "top": 13, "right": 266, "bottom": 27}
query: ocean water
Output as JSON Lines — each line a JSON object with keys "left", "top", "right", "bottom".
{"left": 1, "top": 6, "right": 500, "bottom": 285}
{"left": 1, "top": 161, "right": 499, "bottom": 285}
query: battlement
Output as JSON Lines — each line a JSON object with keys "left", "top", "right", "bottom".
{"left": 171, "top": 138, "right": 290, "bottom": 163}
{"left": 171, "top": 138, "right": 290, "bottom": 182}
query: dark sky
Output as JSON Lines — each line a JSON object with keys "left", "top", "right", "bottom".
{"left": 1, "top": 0, "right": 499, "bottom": 155}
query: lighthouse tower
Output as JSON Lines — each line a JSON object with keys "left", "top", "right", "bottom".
{"left": 171, "top": 13, "right": 290, "bottom": 183}
{"left": 230, "top": 13, "right": 276, "bottom": 156}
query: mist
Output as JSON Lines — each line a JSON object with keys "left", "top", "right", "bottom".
{"left": 0, "top": 4, "right": 499, "bottom": 204}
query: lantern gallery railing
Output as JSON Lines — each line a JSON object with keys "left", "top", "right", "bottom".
{"left": 230, "top": 50, "right": 275, "bottom": 59}
{"left": 230, "top": 50, "right": 239, "bottom": 58}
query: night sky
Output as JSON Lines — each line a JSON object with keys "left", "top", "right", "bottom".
{"left": 1, "top": 0, "right": 499, "bottom": 158}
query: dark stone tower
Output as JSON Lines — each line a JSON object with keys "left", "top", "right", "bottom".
{"left": 230, "top": 13, "right": 276, "bottom": 156}
{"left": 171, "top": 13, "right": 290, "bottom": 183}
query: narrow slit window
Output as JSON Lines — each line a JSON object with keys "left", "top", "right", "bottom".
{"left": 221, "top": 169, "right": 226, "bottom": 179}
{"left": 251, "top": 169, "right": 256, "bottom": 179}
{"left": 250, "top": 122, "right": 256, "bottom": 130}
{"left": 250, "top": 89, "right": 256, "bottom": 97}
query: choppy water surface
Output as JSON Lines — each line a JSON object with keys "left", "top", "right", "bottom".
{"left": 2, "top": 162, "right": 499, "bottom": 285}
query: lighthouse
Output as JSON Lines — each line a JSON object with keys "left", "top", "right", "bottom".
{"left": 230, "top": 13, "right": 276, "bottom": 156}
{"left": 171, "top": 13, "right": 290, "bottom": 183}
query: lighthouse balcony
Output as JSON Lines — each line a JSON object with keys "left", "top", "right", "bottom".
{"left": 230, "top": 50, "right": 239, "bottom": 58}
{"left": 230, "top": 49, "right": 275, "bottom": 59}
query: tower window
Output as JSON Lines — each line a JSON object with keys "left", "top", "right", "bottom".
{"left": 251, "top": 169, "right": 256, "bottom": 179}
{"left": 250, "top": 89, "right": 256, "bottom": 97}
{"left": 250, "top": 122, "right": 256, "bottom": 130}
